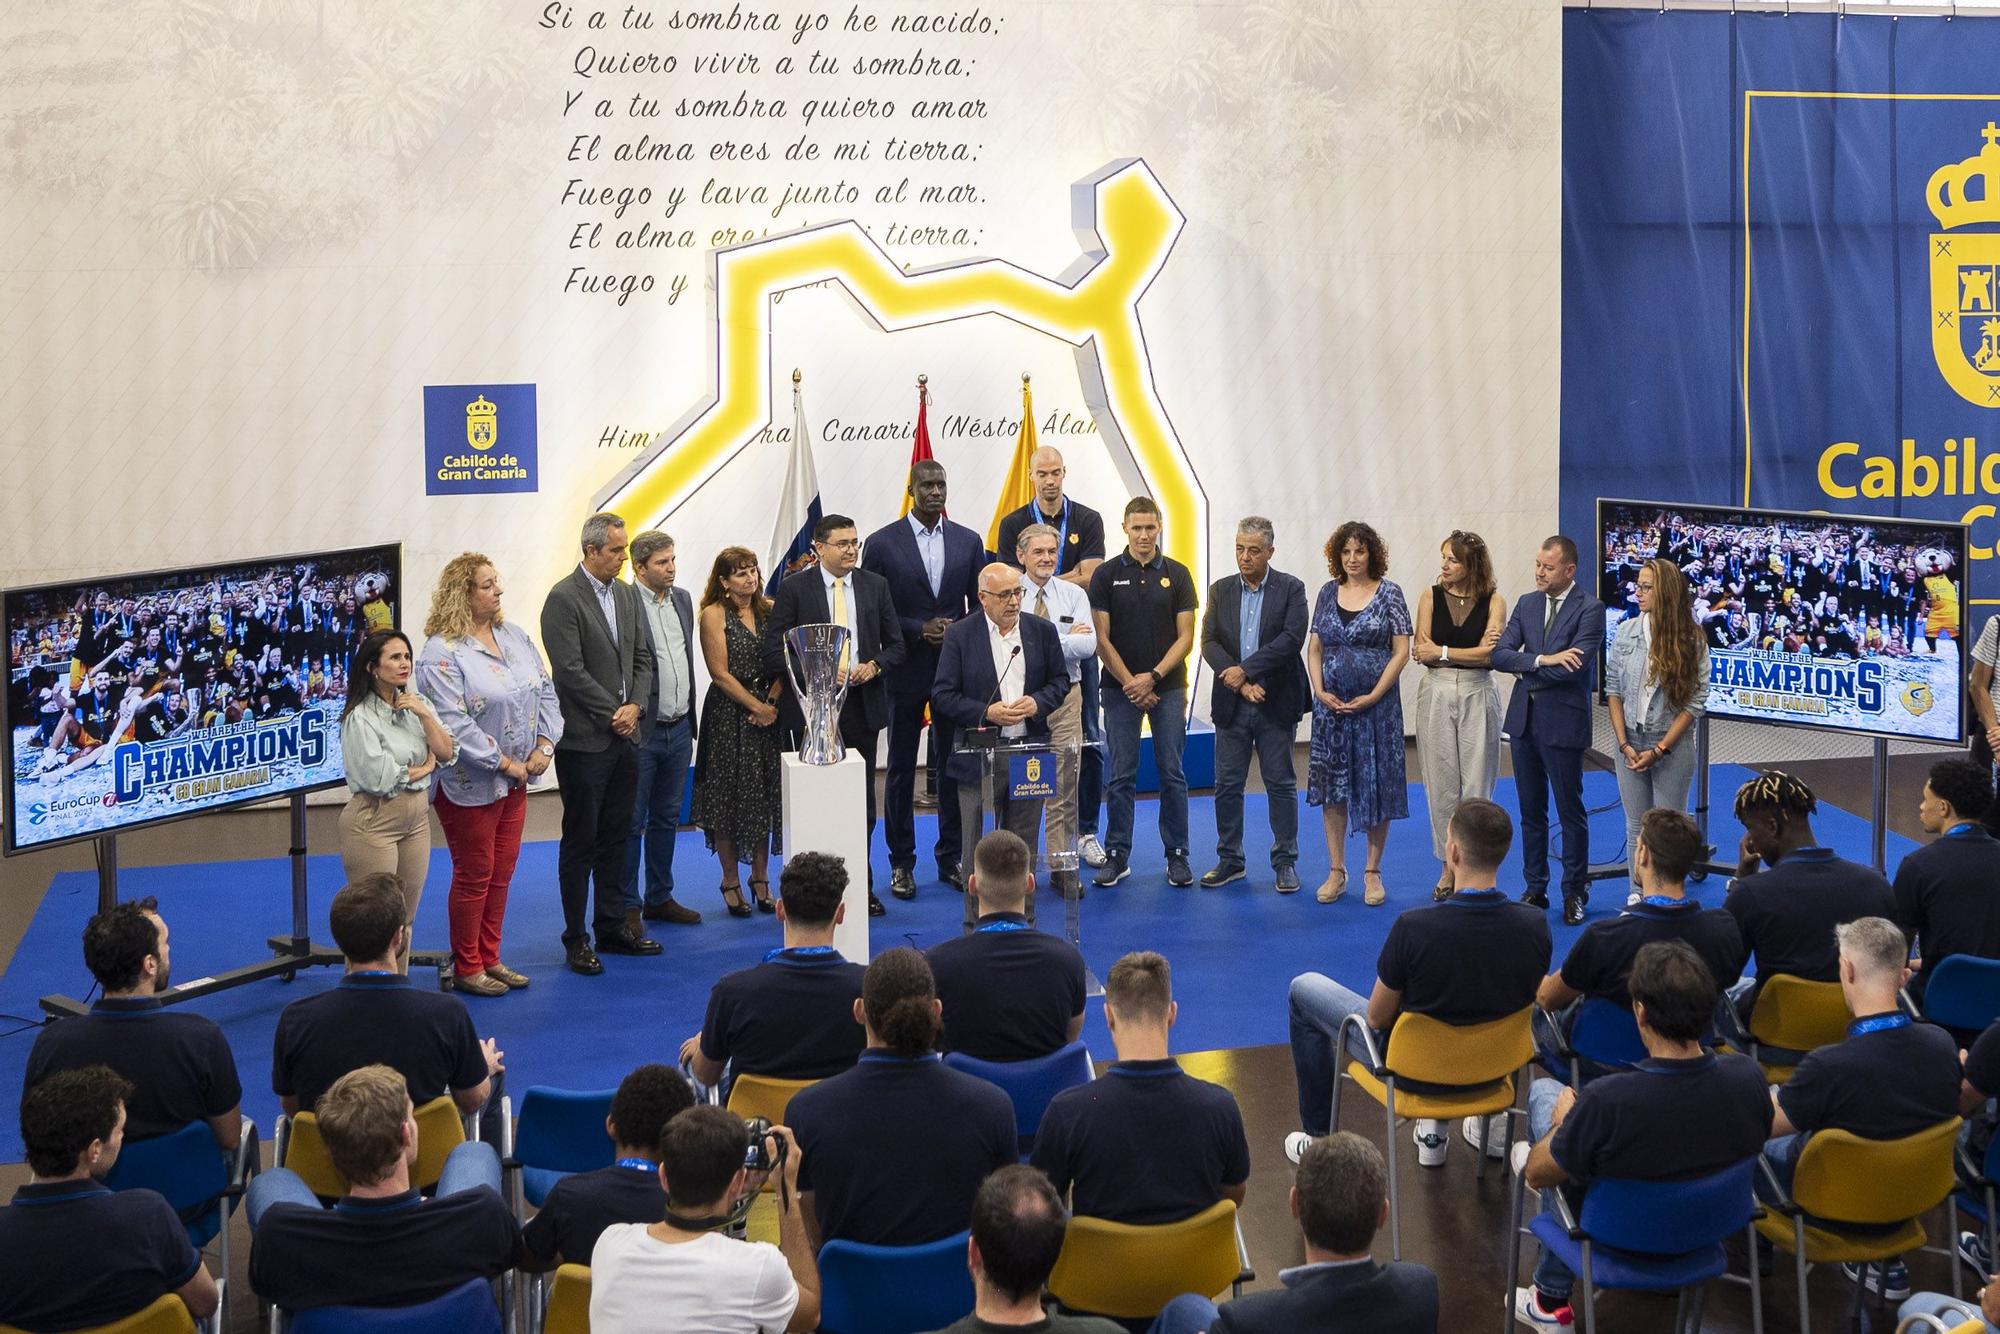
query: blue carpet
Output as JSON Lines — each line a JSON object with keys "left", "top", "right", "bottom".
{"left": 0, "top": 764, "right": 1915, "bottom": 1161}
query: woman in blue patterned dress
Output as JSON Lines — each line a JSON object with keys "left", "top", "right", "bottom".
{"left": 1307, "top": 522, "right": 1412, "bottom": 907}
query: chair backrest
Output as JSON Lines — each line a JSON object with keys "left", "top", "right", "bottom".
{"left": 817, "top": 1230, "right": 975, "bottom": 1334}
{"left": 1046, "top": 1200, "right": 1243, "bottom": 1320}
{"left": 0, "top": 1293, "right": 199, "bottom": 1334}
{"left": 288, "top": 1277, "right": 500, "bottom": 1334}
{"left": 1568, "top": 999, "right": 1649, "bottom": 1071}
{"left": 1923, "top": 956, "right": 2000, "bottom": 1032}
{"left": 725, "top": 1073, "right": 818, "bottom": 1125}
{"left": 1575, "top": 1159, "right": 1759, "bottom": 1253}
{"left": 1381, "top": 1006, "right": 1534, "bottom": 1087}
{"left": 103, "top": 1120, "right": 230, "bottom": 1246}
{"left": 283, "top": 1095, "right": 466, "bottom": 1198}
{"left": 1791, "top": 1118, "right": 1963, "bottom": 1226}
{"left": 1746, "top": 975, "right": 1851, "bottom": 1053}
{"left": 514, "top": 1087, "right": 619, "bottom": 1174}
{"left": 942, "top": 1041, "right": 1093, "bottom": 1140}
{"left": 543, "top": 1264, "right": 591, "bottom": 1334}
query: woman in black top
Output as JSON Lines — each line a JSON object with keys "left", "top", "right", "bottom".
{"left": 1409, "top": 531, "right": 1508, "bottom": 899}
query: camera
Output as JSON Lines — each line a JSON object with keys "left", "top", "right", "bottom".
{"left": 743, "top": 1116, "right": 788, "bottom": 1174}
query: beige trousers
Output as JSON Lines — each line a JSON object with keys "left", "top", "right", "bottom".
{"left": 1413, "top": 667, "right": 1501, "bottom": 860}
{"left": 339, "top": 789, "right": 432, "bottom": 923}
{"left": 1041, "top": 682, "right": 1084, "bottom": 866}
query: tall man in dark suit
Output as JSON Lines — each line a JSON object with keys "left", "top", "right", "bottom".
{"left": 763, "top": 513, "right": 906, "bottom": 916}
{"left": 931, "top": 563, "right": 1072, "bottom": 930}
{"left": 1200, "top": 516, "right": 1309, "bottom": 893}
{"left": 626, "top": 529, "right": 701, "bottom": 928}
{"left": 541, "top": 511, "right": 660, "bottom": 975}
{"left": 862, "top": 460, "right": 986, "bottom": 898}
{"left": 1489, "top": 535, "right": 1607, "bottom": 925}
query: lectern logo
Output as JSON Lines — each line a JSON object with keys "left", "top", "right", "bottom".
{"left": 1025, "top": 756, "right": 1042, "bottom": 784}
{"left": 466, "top": 394, "right": 499, "bottom": 451}
{"left": 1928, "top": 123, "right": 2000, "bottom": 407}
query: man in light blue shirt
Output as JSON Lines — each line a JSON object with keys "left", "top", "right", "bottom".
{"left": 627, "top": 530, "right": 701, "bottom": 928}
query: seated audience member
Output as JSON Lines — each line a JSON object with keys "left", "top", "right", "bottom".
{"left": 1033, "top": 951, "right": 1250, "bottom": 1227}
{"left": 1514, "top": 941, "right": 1773, "bottom": 1328}
{"left": 1959, "top": 1017, "right": 2000, "bottom": 1274}
{"left": 590, "top": 1107, "right": 818, "bottom": 1334}
{"left": 927, "top": 830, "right": 1088, "bottom": 1061}
{"left": 520, "top": 1062, "right": 696, "bottom": 1271}
{"left": 247, "top": 1065, "right": 520, "bottom": 1311}
{"left": 0, "top": 1067, "right": 219, "bottom": 1331}
{"left": 1286, "top": 799, "right": 1550, "bottom": 1165}
{"left": 1150, "top": 1132, "right": 1438, "bottom": 1334}
{"left": 1895, "top": 758, "right": 2000, "bottom": 1007}
{"left": 680, "top": 851, "right": 867, "bottom": 1093}
{"left": 917, "top": 1165, "right": 1123, "bottom": 1334}
{"left": 25, "top": 896, "right": 244, "bottom": 1149}
{"left": 1898, "top": 1284, "right": 2000, "bottom": 1334}
{"left": 1534, "top": 808, "right": 1745, "bottom": 1080}
{"left": 788, "top": 947, "right": 1017, "bottom": 1247}
{"left": 270, "top": 872, "right": 504, "bottom": 1139}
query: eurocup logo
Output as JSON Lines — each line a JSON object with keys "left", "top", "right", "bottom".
{"left": 1903, "top": 680, "right": 1936, "bottom": 716}
{"left": 1929, "top": 124, "right": 2000, "bottom": 407}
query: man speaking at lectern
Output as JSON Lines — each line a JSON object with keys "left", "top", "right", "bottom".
{"left": 931, "top": 563, "right": 1071, "bottom": 931}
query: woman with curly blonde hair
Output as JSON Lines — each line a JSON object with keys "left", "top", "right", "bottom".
{"left": 415, "top": 553, "right": 563, "bottom": 995}
{"left": 1605, "top": 557, "right": 1708, "bottom": 905}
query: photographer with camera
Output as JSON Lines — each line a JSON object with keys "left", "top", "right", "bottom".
{"left": 589, "top": 1105, "right": 819, "bottom": 1334}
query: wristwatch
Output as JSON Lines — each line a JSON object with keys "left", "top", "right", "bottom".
{"left": 536, "top": 742, "right": 555, "bottom": 758}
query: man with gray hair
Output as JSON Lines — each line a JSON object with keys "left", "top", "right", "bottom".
{"left": 625, "top": 529, "right": 701, "bottom": 929}
{"left": 541, "top": 512, "right": 659, "bottom": 975}
{"left": 1017, "top": 521, "right": 1097, "bottom": 898}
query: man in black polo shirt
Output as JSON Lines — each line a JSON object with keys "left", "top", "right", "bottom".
{"left": 0, "top": 1067, "right": 219, "bottom": 1332}
{"left": 270, "top": 873, "right": 504, "bottom": 1137}
{"left": 1032, "top": 951, "right": 1250, "bottom": 1226}
{"left": 520, "top": 1063, "right": 695, "bottom": 1270}
{"left": 679, "top": 851, "right": 866, "bottom": 1094}
{"left": 1285, "top": 799, "right": 1549, "bottom": 1164}
{"left": 928, "top": 830, "right": 1087, "bottom": 1061}
{"left": 25, "top": 896, "right": 244, "bottom": 1149}
{"left": 249, "top": 1065, "right": 521, "bottom": 1312}
{"left": 789, "top": 948, "right": 1017, "bottom": 1247}
{"left": 1515, "top": 941, "right": 1773, "bottom": 1328}
{"left": 1088, "top": 497, "right": 1199, "bottom": 888}
{"left": 916, "top": 1165, "right": 1124, "bottom": 1334}
{"left": 1895, "top": 758, "right": 2000, "bottom": 1007}
{"left": 1954, "top": 1016, "right": 2000, "bottom": 1276}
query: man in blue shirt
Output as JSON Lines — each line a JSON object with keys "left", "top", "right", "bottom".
{"left": 1894, "top": 758, "right": 2000, "bottom": 1008}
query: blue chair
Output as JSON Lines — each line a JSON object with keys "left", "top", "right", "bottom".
{"left": 943, "top": 1041, "right": 1093, "bottom": 1151}
{"left": 104, "top": 1118, "right": 255, "bottom": 1332}
{"left": 1506, "top": 1157, "right": 1764, "bottom": 1334}
{"left": 1537, "top": 999, "right": 1649, "bottom": 1087}
{"left": 1922, "top": 956, "right": 2000, "bottom": 1034}
{"left": 816, "top": 1230, "right": 975, "bottom": 1334}
{"left": 506, "top": 1086, "right": 618, "bottom": 1213}
{"left": 286, "top": 1278, "right": 500, "bottom": 1334}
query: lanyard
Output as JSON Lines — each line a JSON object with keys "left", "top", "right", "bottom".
{"left": 615, "top": 1157, "right": 658, "bottom": 1173}
{"left": 348, "top": 969, "right": 397, "bottom": 979}
{"left": 976, "top": 919, "right": 1030, "bottom": 933}
{"left": 1046, "top": 498, "right": 1071, "bottom": 558}
{"left": 1945, "top": 823, "right": 1987, "bottom": 840}
{"left": 1637, "top": 895, "right": 1689, "bottom": 910}
{"left": 1448, "top": 888, "right": 1504, "bottom": 903}
{"left": 1849, "top": 1013, "right": 1912, "bottom": 1038}
{"left": 763, "top": 945, "right": 838, "bottom": 964}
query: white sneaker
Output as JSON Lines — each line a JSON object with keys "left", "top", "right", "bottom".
{"left": 1283, "top": 1131, "right": 1314, "bottom": 1165}
{"left": 1512, "top": 1286, "right": 1573, "bottom": 1328}
{"left": 1413, "top": 1119, "right": 1448, "bottom": 1167}
{"left": 1511, "top": 1140, "right": 1531, "bottom": 1178}
{"left": 1078, "top": 834, "right": 1108, "bottom": 868}
{"left": 1461, "top": 1113, "right": 1508, "bottom": 1159}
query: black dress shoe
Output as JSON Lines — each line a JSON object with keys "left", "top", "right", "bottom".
{"left": 889, "top": 867, "right": 917, "bottom": 900}
{"left": 1562, "top": 895, "right": 1588, "bottom": 926}
{"left": 565, "top": 940, "right": 603, "bottom": 975}
{"left": 939, "top": 864, "right": 965, "bottom": 892}
{"left": 868, "top": 890, "right": 887, "bottom": 917}
{"left": 1520, "top": 889, "right": 1550, "bottom": 910}
{"left": 596, "top": 925, "right": 663, "bottom": 956}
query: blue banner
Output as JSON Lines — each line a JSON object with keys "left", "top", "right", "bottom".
{"left": 423, "top": 382, "right": 538, "bottom": 495}
{"left": 1006, "top": 748, "right": 1055, "bottom": 800}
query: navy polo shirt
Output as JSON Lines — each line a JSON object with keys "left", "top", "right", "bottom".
{"left": 996, "top": 498, "right": 1106, "bottom": 576}
{"left": 1376, "top": 892, "right": 1551, "bottom": 1024}
{"left": 1969, "top": 1019, "right": 2000, "bottom": 1098}
{"left": 270, "top": 972, "right": 487, "bottom": 1111}
{"left": 0, "top": 1182, "right": 200, "bottom": 1331}
{"left": 1894, "top": 826, "right": 2000, "bottom": 994}
{"left": 1724, "top": 848, "right": 1897, "bottom": 989}
{"left": 1031, "top": 1057, "right": 1251, "bottom": 1226}
{"left": 250, "top": 1186, "right": 522, "bottom": 1310}
{"left": 927, "top": 914, "right": 1087, "bottom": 1061}
{"left": 788, "top": 1052, "right": 1017, "bottom": 1246}
{"left": 1558, "top": 898, "right": 1748, "bottom": 1007}
{"left": 699, "top": 950, "right": 866, "bottom": 1079}
{"left": 1551, "top": 1052, "right": 1773, "bottom": 1207}
{"left": 1778, "top": 1015, "right": 1962, "bottom": 1141}
{"left": 24, "top": 997, "right": 242, "bottom": 1141}
{"left": 521, "top": 1163, "right": 665, "bottom": 1269}
{"left": 1089, "top": 551, "right": 1199, "bottom": 693}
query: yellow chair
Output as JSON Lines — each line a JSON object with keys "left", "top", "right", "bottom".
{"left": 1755, "top": 1118, "right": 1963, "bottom": 1334}
{"left": 278, "top": 1094, "right": 468, "bottom": 1197}
{"left": 0, "top": 1294, "right": 197, "bottom": 1334}
{"left": 1333, "top": 1005, "right": 1533, "bottom": 1260}
{"left": 543, "top": 1264, "right": 591, "bottom": 1334}
{"left": 1729, "top": 975, "right": 1852, "bottom": 1084}
{"left": 1046, "top": 1199, "right": 1250, "bottom": 1321}
{"left": 726, "top": 1074, "right": 818, "bottom": 1193}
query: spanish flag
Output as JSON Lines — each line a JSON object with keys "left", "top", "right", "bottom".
{"left": 986, "top": 375, "right": 1036, "bottom": 550}
{"left": 897, "top": 374, "right": 936, "bottom": 518}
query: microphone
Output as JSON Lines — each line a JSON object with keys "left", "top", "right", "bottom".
{"left": 964, "top": 645, "right": 1021, "bottom": 751}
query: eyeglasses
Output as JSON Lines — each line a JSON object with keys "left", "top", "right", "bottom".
{"left": 815, "top": 538, "right": 860, "bottom": 551}
{"left": 982, "top": 588, "right": 1025, "bottom": 602}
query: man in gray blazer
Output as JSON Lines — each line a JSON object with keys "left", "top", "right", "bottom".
{"left": 626, "top": 529, "right": 701, "bottom": 928}
{"left": 541, "top": 512, "right": 660, "bottom": 975}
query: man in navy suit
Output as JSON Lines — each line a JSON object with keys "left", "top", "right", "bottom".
{"left": 930, "top": 563, "right": 1071, "bottom": 930}
{"left": 1199, "top": 517, "right": 1310, "bottom": 893}
{"left": 762, "top": 514, "right": 906, "bottom": 916}
{"left": 1490, "top": 536, "right": 1606, "bottom": 925}
{"left": 863, "top": 460, "right": 986, "bottom": 899}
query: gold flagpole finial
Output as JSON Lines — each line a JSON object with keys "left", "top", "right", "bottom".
{"left": 792, "top": 368, "right": 801, "bottom": 385}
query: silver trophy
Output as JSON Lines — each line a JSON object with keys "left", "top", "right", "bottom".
{"left": 783, "top": 623, "right": 853, "bottom": 765}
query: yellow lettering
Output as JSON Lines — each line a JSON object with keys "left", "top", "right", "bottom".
{"left": 1962, "top": 503, "right": 1997, "bottom": 561}
{"left": 1818, "top": 441, "right": 1859, "bottom": 499}
{"left": 1861, "top": 454, "right": 1896, "bottom": 498}
{"left": 1903, "top": 437, "right": 1938, "bottom": 497}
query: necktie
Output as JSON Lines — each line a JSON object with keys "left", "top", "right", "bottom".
{"left": 1544, "top": 594, "right": 1559, "bottom": 637}
{"left": 831, "top": 579, "right": 851, "bottom": 671}
{"left": 1034, "top": 589, "right": 1049, "bottom": 620}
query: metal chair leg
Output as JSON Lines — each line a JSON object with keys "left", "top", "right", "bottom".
{"left": 1794, "top": 1216, "right": 1811, "bottom": 1334}
{"left": 1691, "top": 1279, "right": 1710, "bottom": 1334}
{"left": 1384, "top": 1080, "right": 1401, "bottom": 1262}
{"left": 1950, "top": 1197, "right": 1965, "bottom": 1302}
{"left": 1748, "top": 1219, "right": 1765, "bottom": 1334}
{"left": 1579, "top": 1241, "right": 1597, "bottom": 1334}
{"left": 1672, "top": 1285, "right": 1688, "bottom": 1334}
{"left": 1504, "top": 1166, "right": 1526, "bottom": 1334}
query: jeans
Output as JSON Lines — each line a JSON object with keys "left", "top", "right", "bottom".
{"left": 626, "top": 715, "right": 693, "bottom": 911}
{"left": 1528, "top": 1077, "right": 1574, "bottom": 1301}
{"left": 1288, "top": 973, "right": 1378, "bottom": 1136}
{"left": 1612, "top": 723, "right": 1697, "bottom": 888}
{"left": 1756, "top": 1132, "right": 1805, "bottom": 1207}
{"left": 1212, "top": 709, "right": 1299, "bottom": 870}
{"left": 247, "top": 1139, "right": 502, "bottom": 1225}
{"left": 1898, "top": 1293, "right": 1996, "bottom": 1332}
{"left": 1148, "top": 1293, "right": 1219, "bottom": 1334}
{"left": 1102, "top": 686, "right": 1188, "bottom": 862}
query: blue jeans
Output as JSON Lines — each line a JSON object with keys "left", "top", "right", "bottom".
{"left": 1212, "top": 709, "right": 1298, "bottom": 870}
{"left": 626, "top": 715, "right": 693, "bottom": 911}
{"left": 1102, "top": 685, "right": 1188, "bottom": 862}
{"left": 1148, "top": 1293, "right": 1219, "bottom": 1334}
{"left": 1899, "top": 1293, "right": 1996, "bottom": 1332}
{"left": 247, "top": 1140, "right": 502, "bottom": 1226}
{"left": 1528, "top": 1077, "right": 1575, "bottom": 1302}
{"left": 1288, "top": 973, "right": 1378, "bottom": 1136}
{"left": 1756, "top": 1132, "right": 1805, "bottom": 1207}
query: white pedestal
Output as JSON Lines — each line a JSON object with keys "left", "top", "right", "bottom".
{"left": 781, "top": 750, "right": 871, "bottom": 963}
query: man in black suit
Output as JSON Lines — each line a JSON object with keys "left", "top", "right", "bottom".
{"left": 862, "top": 460, "right": 986, "bottom": 898}
{"left": 1199, "top": 516, "right": 1309, "bottom": 893}
{"left": 540, "top": 511, "right": 660, "bottom": 975}
{"left": 763, "top": 513, "right": 906, "bottom": 916}
{"left": 625, "top": 529, "right": 701, "bottom": 929}
{"left": 931, "top": 563, "right": 1072, "bottom": 931}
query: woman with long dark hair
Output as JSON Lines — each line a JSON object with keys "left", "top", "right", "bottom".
{"left": 689, "top": 547, "right": 783, "bottom": 915}
{"left": 1410, "top": 530, "right": 1508, "bottom": 899}
{"left": 1606, "top": 558, "right": 1709, "bottom": 904}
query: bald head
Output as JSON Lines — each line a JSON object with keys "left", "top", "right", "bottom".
{"left": 977, "top": 562, "right": 1025, "bottom": 631}
{"left": 1030, "top": 447, "right": 1067, "bottom": 508}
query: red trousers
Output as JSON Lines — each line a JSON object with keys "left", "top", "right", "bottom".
{"left": 434, "top": 787, "right": 527, "bottom": 978}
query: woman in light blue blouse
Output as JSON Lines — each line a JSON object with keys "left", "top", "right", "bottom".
{"left": 1606, "top": 557, "right": 1709, "bottom": 905}
{"left": 417, "top": 554, "right": 563, "bottom": 996}
{"left": 339, "top": 628, "right": 458, "bottom": 956}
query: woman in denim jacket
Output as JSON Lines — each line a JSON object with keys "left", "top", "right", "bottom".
{"left": 1606, "top": 558, "right": 1708, "bottom": 905}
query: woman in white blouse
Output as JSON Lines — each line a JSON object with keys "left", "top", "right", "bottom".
{"left": 339, "top": 628, "right": 458, "bottom": 962}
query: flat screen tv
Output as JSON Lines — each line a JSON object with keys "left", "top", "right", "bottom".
{"left": 3, "top": 543, "right": 402, "bottom": 854}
